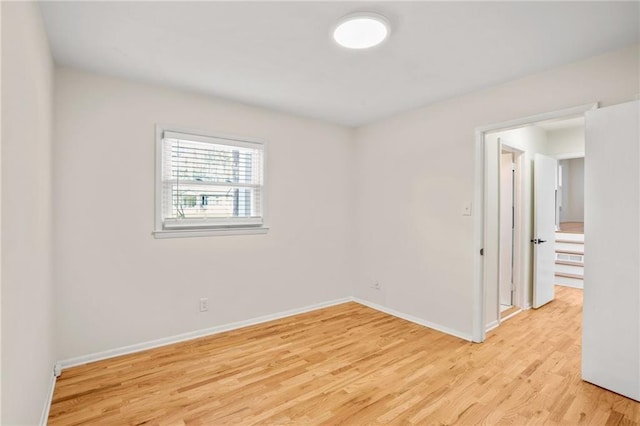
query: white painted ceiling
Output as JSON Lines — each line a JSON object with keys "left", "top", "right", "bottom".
{"left": 39, "top": 1, "right": 639, "bottom": 127}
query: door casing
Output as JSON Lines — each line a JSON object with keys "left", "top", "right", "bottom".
{"left": 472, "top": 102, "right": 597, "bottom": 343}
{"left": 498, "top": 144, "right": 525, "bottom": 323}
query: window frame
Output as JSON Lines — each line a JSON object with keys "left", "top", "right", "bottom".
{"left": 153, "top": 125, "right": 268, "bottom": 238}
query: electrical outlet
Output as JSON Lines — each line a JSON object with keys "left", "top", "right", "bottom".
{"left": 372, "top": 281, "right": 381, "bottom": 290}
{"left": 463, "top": 203, "right": 472, "bottom": 216}
{"left": 199, "top": 298, "right": 209, "bottom": 312}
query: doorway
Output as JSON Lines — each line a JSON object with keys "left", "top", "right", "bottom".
{"left": 499, "top": 150, "right": 515, "bottom": 314}
{"left": 558, "top": 156, "right": 585, "bottom": 235}
{"left": 498, "top": 145, "right": 523, "bottom": 321}
{"left": 554, "top": 155, "right": 585, "bottom": 288}
{"left": 472, "top": 103, "right": 595, "bottom": 343}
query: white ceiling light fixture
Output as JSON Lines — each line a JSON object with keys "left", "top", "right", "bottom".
{"left": 333, "top": 13, "right": 390, "bottom": 49}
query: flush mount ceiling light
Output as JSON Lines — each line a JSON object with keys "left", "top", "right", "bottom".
{"left": 333, "top": 13, "right": 390, "bottom": 49}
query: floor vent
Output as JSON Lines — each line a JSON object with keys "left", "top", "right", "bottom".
{"left": 556, "top": 253, "right": 583, "bottom": 263}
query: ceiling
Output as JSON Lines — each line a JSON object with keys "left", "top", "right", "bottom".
{"left": 39, "top": 1, "right": 639, "bottom": 127}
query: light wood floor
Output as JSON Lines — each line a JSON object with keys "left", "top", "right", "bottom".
{"left": 559, "top": 222, "right": 584, "bottom": 234}
{"left": 49, "top": 287, "right": 639, "bottom": 425}
{"left": 499, "top": 305, "right": 519, "bottom": 320}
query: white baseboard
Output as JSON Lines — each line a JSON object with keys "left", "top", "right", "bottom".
{"left": 352, "top": 297, "right": 473, "bottom": 342}
{"left": 40, "top": 372, "right": 57, "bottom": 425}
{"left": 500, "top": 309, "right": 523, "bottom": 322}
{"left": 556, "top": 281, "right": 584, "bottom": 289}
{"left": 58, "top": 295, "right": 476, "bottom": 373}
{"left": 485, "top": 320, "right": 500, "bottom": 332}
{"left": 58, "top": 297, "right": 352, "bottom": 370}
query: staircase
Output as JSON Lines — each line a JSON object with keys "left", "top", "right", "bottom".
{"left": 555, "top": 232, "right": 584, "bottom": 288}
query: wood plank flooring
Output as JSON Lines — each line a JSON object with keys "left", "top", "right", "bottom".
{"left": 49, "top": 287, "right": 640, "bottom": 425}
{"left": 499, "top": 305, "right": 520, "bottom": 320}
{"left": 559, "top": 222, "right": 584, "bottom": 234}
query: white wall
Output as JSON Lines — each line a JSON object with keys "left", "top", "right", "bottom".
{"left": 546, "top": 126, "right": 585, "bottom": 156}
{"left": 559, "top": 158, "right": 585, "bottom": 222}
{"left": 353, "top": 45, "right": 639, "bottom": 339}
{"left": 1, "top": 2, "right": 55, "bottom": 424}
{"left": 54, "top": 68, "right": 355, "bottom": 360}
{"left": 1, "top": 26, "right": 637, "bottom": 421}
{"left": 547, "top": 125, "right": 586, "bottom": 223}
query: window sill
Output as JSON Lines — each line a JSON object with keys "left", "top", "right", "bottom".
{"left": 153, "top": 227, "right": 269, "bottom": 239}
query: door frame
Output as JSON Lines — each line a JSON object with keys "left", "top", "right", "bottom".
{"left": 472, "top": 102, "right": 598, "bottom": 343}
{"left": 556, "top": 153, "right": 585, "bottom": 230}
{"left": 498, "top": 143, "right": 525, "bottom": 321}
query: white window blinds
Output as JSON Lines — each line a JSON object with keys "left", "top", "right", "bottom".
{"left": 160, "top": 130, "right": 264, "bottom": 230}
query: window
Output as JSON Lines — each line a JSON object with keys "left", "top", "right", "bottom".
{"left": 154, "top": 126, "right": 266, "bottom": 237}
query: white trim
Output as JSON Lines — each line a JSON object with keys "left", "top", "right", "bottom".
{"left": 475, "top": 102, "right": 598, "bottom": 134}
{"left": 499, "top": 144, "right": 526, "bottom": 313}
{"left": 352, "top": 297, "right": 473, "bottom": 342}
{"left": 472, "top": 125, "right": 485, "bottom": 343}
{"left": 154, "top": 124, "right": 268, "bottom": 237}
{"left": 157, "top": 124, "right": 267, "bottom": 150}
{"left": 514, "top": 150, "right": 526, "bottom": 310}
{"left": 164, "top": 216, "right": 263, "bottom": 229}
{"left": 40, "top": 373, "right": 57, "bottom": 426}
{"left": 556, "top": 280, "right": 584, "bottom": 290}
{"left": 58, "top": 297, "right": 351, "bottom": 370}
{"left": 57, "top": 295, "right": 476, "bottom": 372}
{"left": 153, "top": 227, "right": 269, "bottom": 239}
{"left": 500, "top": 308, "right": 522, "bottom": 322}
{"left": 163, "top": 130, "right": 264, "bottom": 150}
{"left": 155, "top": 125, "right": 163, "bottom": 234}
{"left": 553, "top": 151, "right": 585, "bottom": 160}
{"left": 473, "top": 102, "right": 598, "bottom": 343}
{"left": 485, "top": 320, "right": 500, "bottom": 332}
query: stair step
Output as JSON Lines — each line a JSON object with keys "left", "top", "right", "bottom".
{"left": 555, "top": 232, "right": 584, "bottom": 242}
{"left": 556, "top": 249, "right": 584, "bottom": 256}
{"left": 555, "top": 272, "right": 584, "bottom": 280}
{"left": 556, "top": 260, "right": 583, "bottom": 267}
{"left": 555, "top": 242, "right": 585, "bottom": 251}
{"left": 555, "top": 262, "right": 584, "bottom": 276}
{"left": 555, "top": 239, "right": 584, "bottom": 244}
{"left": 556, "top": 274, "right": 584, "bottom": 289}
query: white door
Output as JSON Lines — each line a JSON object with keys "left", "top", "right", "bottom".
{"left": 499, "top": 152, "right": 514, "bottom": 306}
{"left": 533, "top": 153, "right": 557, "bottom": 308}
{"left": 582, "top": 100, "right": 639, "bottom": 401}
